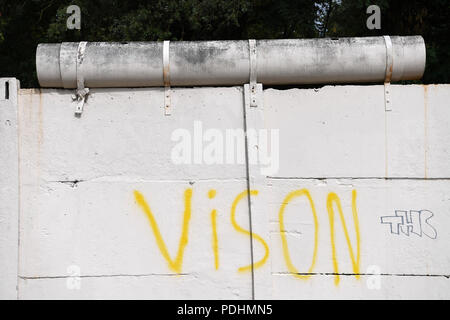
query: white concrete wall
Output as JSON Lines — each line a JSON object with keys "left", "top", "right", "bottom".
{"left": 1, "top": 79, "right": 449, "bottom": 299}
{"left": 0, "top": 78, "right": 19, "bottom": 299}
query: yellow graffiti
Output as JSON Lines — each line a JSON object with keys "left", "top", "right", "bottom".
{"left": 134, "top": 188, "right": 193, "bottom": 274}
{"left": 326, "top": 190, "right": 361, "bottom": 285}
{"left": 133, "top": 187, "right": 362, "bottom": 286}
{"left": 211, "top": 209, "right": 219, "bottom": 270}
{"left": 208, "top": 189, "right": 216, "bottom": 199}
{"left": 208, "top": 189, "right": 219, "bottom": 270}
{"left": 279, "top": 189, "right": 319, "bottom": 279}
{"left": 231, "top": 190, "right": 269, "bottom": 273}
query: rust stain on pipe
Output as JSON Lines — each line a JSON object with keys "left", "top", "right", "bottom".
{"left": 163, "top": 64, "right": 170, "bottom": 86}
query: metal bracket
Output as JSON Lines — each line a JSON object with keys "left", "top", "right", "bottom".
{"left": 384, "top": 82, "right": 391, "bottom": 112}
{"left": 384, "top": 35, "right": 393, "bottom": 112}
{"left": 74, "top": 41, "right": 89, "bottom": 116}
{"left": 247, "top": 39, "right": 261, "bottom": 107}
{"left": 163, "top": 40, "right": 171, "bottom": 116}
{"left": 244, "top": 83, "right": 263, "bottom": 109}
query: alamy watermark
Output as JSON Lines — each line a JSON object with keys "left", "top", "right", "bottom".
{"left": 366, "top": 5, "right": 381, "bottom": 30}
{"left": 366, "top": 265, "right": 381, "bottom": 290}
{"left": 171, "top": 121, "right": 279, "bottom": 175}
{"left": 66, "top": 5, "right": 81, "bottom": 30}
{"left": 66, "top": 264, "right": 81, "bottom": 290}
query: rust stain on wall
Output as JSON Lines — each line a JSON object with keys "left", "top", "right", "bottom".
{"left": 38, "top": 89, "right": 44, "bottom": 146}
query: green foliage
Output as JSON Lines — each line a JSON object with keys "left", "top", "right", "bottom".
{"left": 0, "top": 0, "right": 447, "bottom": 87}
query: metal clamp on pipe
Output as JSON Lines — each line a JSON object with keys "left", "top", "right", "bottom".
{"left": 163, "top": 40, "right": 171, "bottom": 116}
{"left": 73, "top": 41, "right": 89, "bottom": 116}
{"left": 249, "top": 39, "right": 258, "bottom": 107}
{"left": 244, "top": 39, "right": 263, "bottom": 109}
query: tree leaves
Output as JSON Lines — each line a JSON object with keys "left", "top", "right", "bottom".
{"left": 0, "top": 0, "right": 447, "bottom": 87}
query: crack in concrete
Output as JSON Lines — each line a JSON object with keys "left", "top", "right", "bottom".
{"left": 19, "top": 273, "right": 190, "bottom": 280}
{"left": 270, "top": 230, "right": 302, "bottom": 235}
{"left": 267, "top": 177, "right": 450, "bottom": 180}
{"left": 272, "top": 272, "right": 450, "bottom": 278}
{"left": 55, "top": 179, "right": 84, "bottom": 187}
{"left": 48, "top": 177, "right": 246, "bottom": 185}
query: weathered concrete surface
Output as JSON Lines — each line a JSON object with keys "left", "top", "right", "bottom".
{"left": 18, "top": 87, "right": 246, "bottom": 183}
{"left": 17, "top": 86, "right": 251, "bottom": 299}
{"left": 1, "top": 80, "right": 449, "bottom": 299}
{"left": 249, "top": 84, "right": 450, "bottom": 299}
{"left": 263, "top": 85, "right": 450, "bottom": 178}
{"left": 0, "top": 79, "right": 19, "bottom": 299}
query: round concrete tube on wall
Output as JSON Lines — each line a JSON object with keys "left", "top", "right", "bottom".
{"left": 36, "top": 36, "right": 426, "bottom": 88}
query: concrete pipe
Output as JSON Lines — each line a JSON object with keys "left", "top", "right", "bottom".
{"left": 36, "top": 36, "right": 426, "bottom": 88}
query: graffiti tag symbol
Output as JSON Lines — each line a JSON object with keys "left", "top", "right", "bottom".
{"left": 380, "top": 210, "right": 437, "bottom": 239}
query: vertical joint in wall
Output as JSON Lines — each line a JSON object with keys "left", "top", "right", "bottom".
{"left": 243, "top": 42, "right": 267, "bottom": 296}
